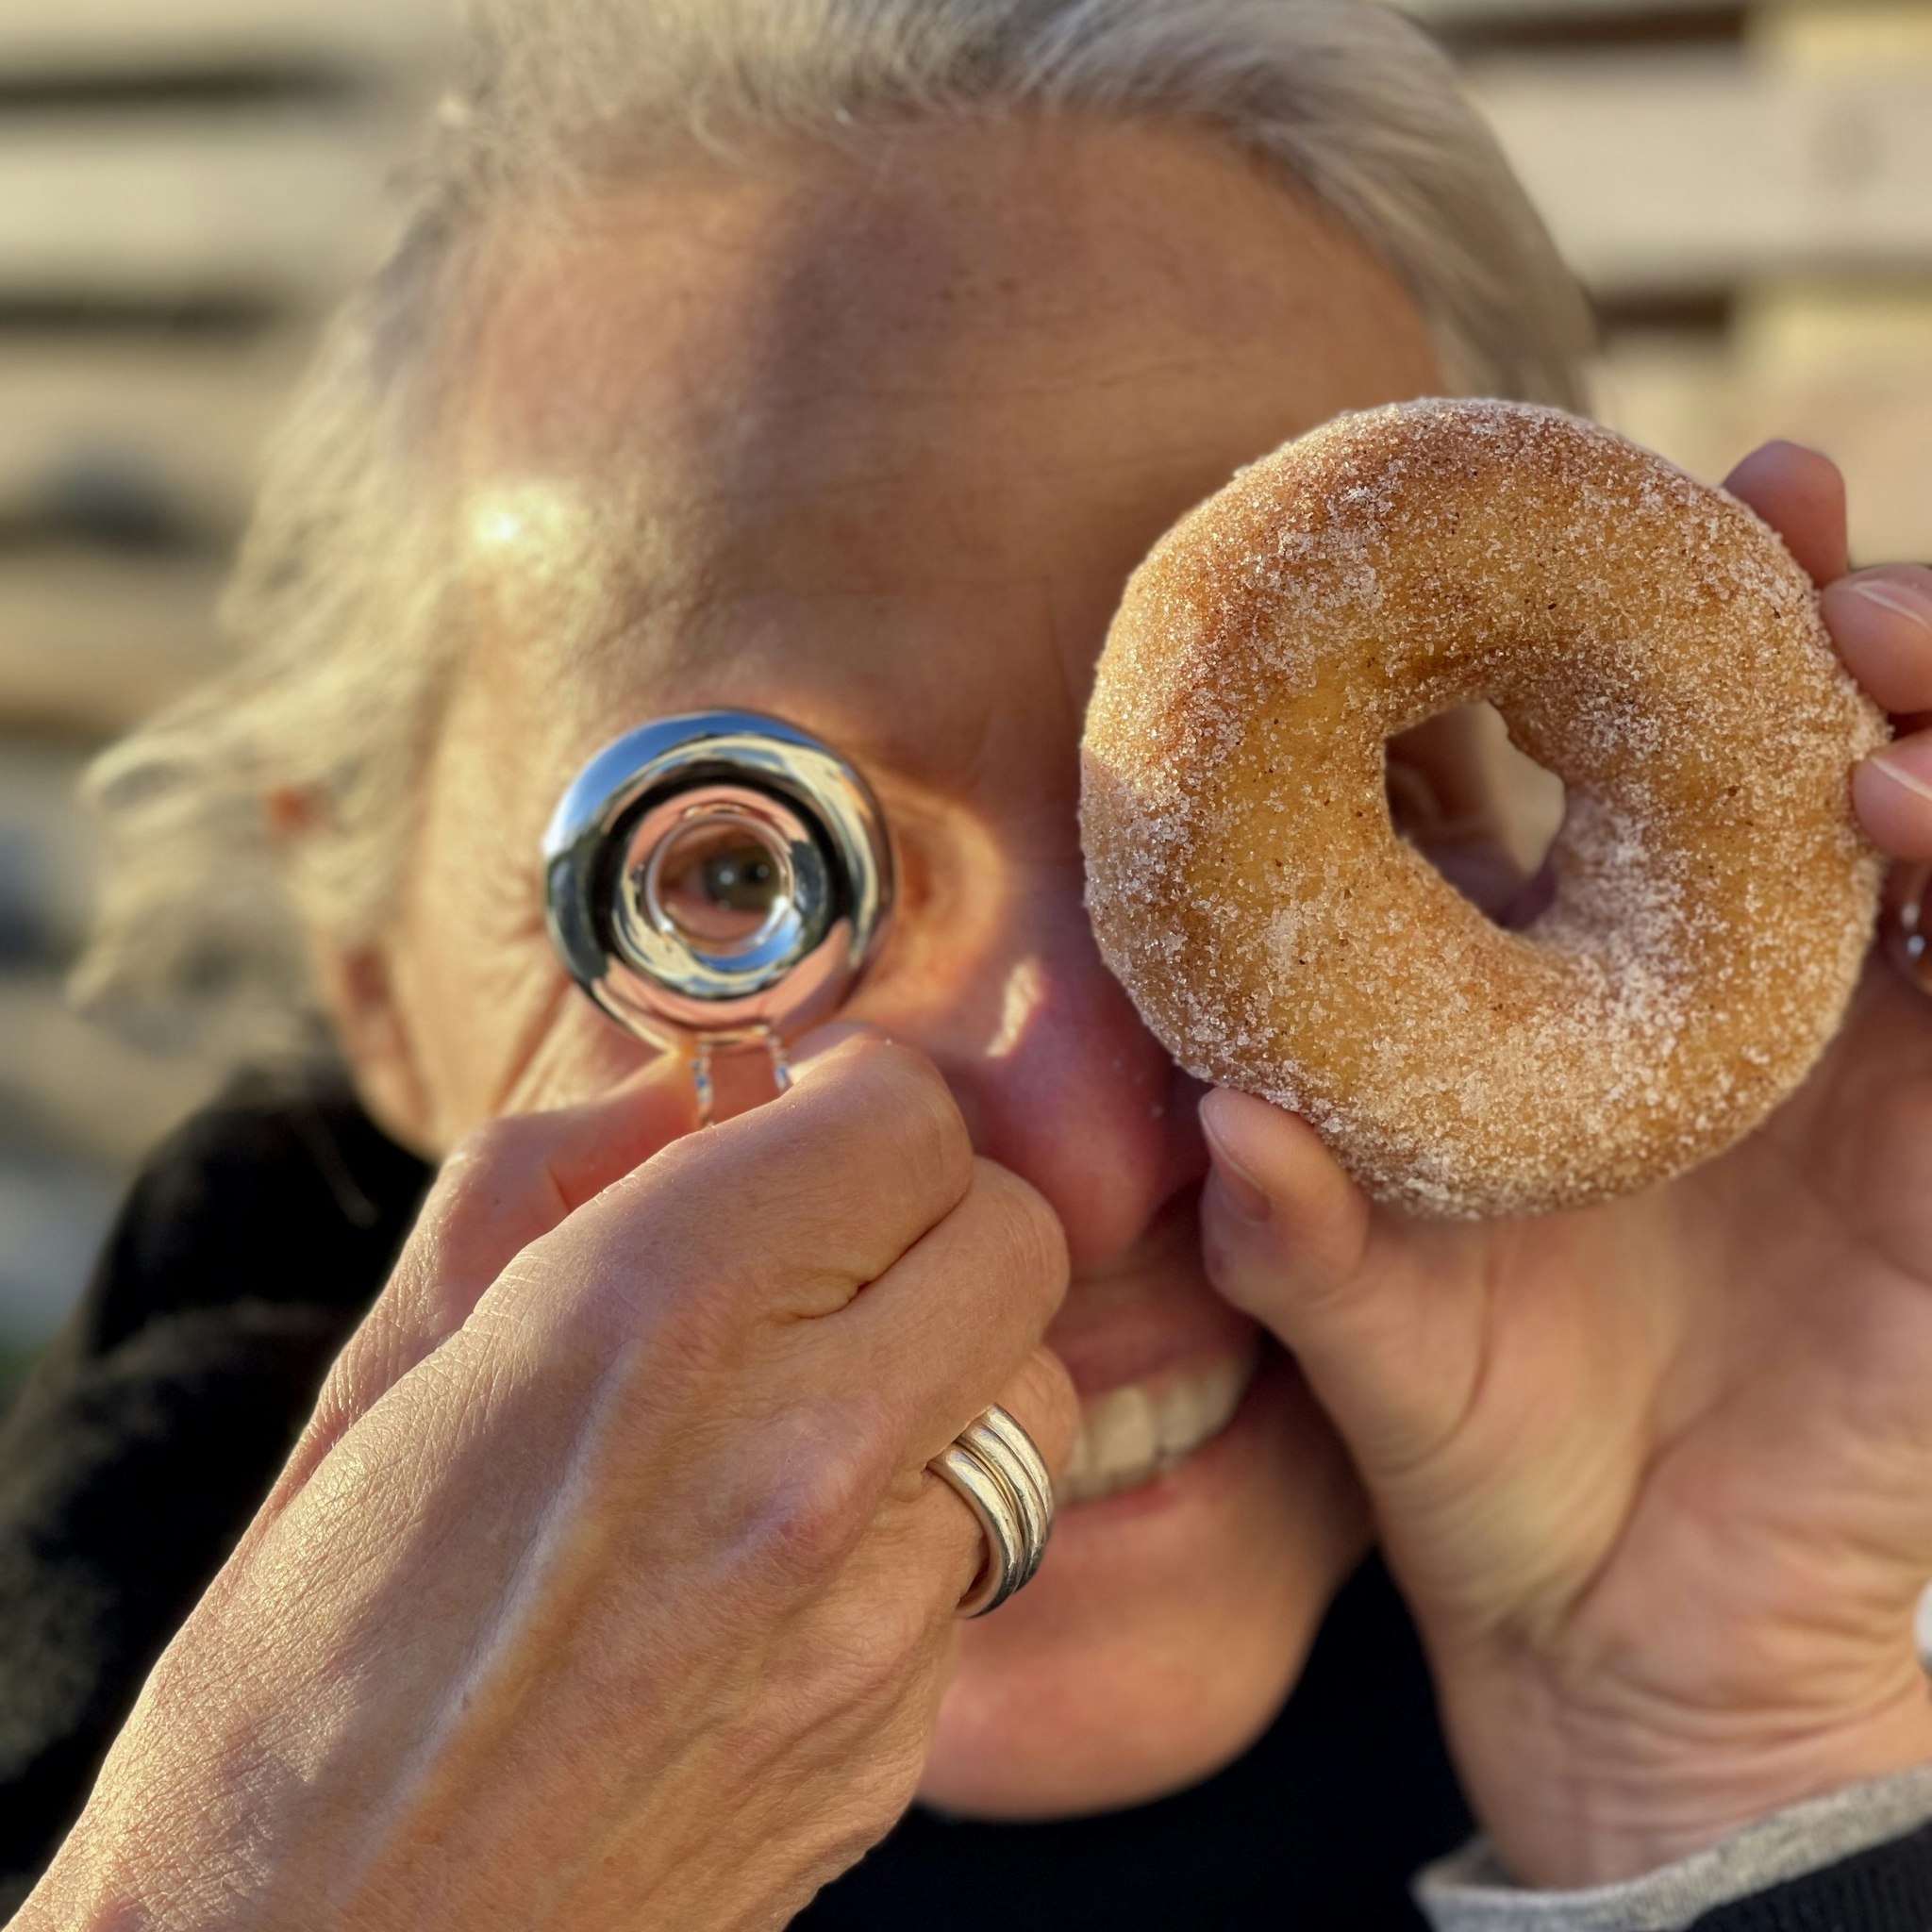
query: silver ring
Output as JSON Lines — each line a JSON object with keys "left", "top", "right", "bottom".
{"left": 927, "top": 1405, "right": 1055, "bottom": 1617}
{"left": 1916, "top": 1584, "right": 1932, "bottom": 1680}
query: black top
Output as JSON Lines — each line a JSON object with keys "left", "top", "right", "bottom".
{"left": 0, "top": 1081, "right": 1924, "bottom": 1930}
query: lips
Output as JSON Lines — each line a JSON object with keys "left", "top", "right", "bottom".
{"left": 1044, "top": 1191, "right": 1265, "bottom": 1506}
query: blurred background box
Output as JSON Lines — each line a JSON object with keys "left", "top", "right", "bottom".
{"left": 0, "top": 0, "right": 1928, "bottom": 1392}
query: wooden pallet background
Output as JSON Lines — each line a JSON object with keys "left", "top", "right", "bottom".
{"left": 1, "top": 0, "right": 1929, "bottom": 1368}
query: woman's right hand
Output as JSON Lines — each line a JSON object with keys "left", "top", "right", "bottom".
{"left": 17, "top": 1032, "right": 1077, "bottom": 1932}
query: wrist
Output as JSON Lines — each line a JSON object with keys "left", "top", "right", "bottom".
{"left": 1449, "top": 1661, "right": 1932, "bottom": 1888}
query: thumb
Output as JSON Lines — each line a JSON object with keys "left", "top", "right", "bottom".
{"left": 1198, "top": 1087, "right": 1482, "bottom": 1479}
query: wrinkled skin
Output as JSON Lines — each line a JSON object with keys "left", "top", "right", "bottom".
{"left": 23, "top": 116, "right": 1932, "bottom": 1925}
{"left": 22, "top": 1039, "right": 1079, "bottom": 1930}
{"left": 1200, "top": 446, "right": 1932, "bottom": 1881}
{"left": 359, "top": 121, "right": 1432, "bottom": 1818}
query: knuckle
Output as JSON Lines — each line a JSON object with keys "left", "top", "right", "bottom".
{"left": 743, "top": 1396, "right": 897, "bottom": 1592}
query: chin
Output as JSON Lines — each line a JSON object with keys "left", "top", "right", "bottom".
{"left": 916, "top": 1348, "right": 1367, "bottom": 1819}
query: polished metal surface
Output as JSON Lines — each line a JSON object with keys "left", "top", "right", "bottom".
{"left": 542, "top": 711, "right": 894, "bottom": 1051}
{"left": 929, "top": 1404, "right": 1055, "bottom": 1618}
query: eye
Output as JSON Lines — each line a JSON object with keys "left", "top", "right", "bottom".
{"left": 543, "top": 710, "right": 893, "bottom": 1058}
{"left": 649, "top": 811, "right": 792, "bottom": 950}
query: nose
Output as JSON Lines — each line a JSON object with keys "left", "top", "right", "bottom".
{"left": 888, "top": 879, "right": 1208, "bottom": 1274}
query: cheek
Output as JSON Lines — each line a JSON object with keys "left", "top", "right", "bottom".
{"left": 842, "top": 829, "right": 1202, "bottom": 1268}
{"left": 501, "top": 997, "right": 675, "bottom": 1121}
{"left": 868, "top": 807, "right": 1016, "bottom": 992}
{"left": 854, "top": 798, "right": 1091, "bottom": 1041}
{"left": 390, "top": 799, "right": 590, "bottom": 1143}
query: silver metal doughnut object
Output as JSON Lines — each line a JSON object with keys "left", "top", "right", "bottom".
{"left": 541, "top": 710, "right": 894, "bottom": 1053}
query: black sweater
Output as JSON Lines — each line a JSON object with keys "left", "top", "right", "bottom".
{"left": 0, "top": 1082, "right": 1925, "bottom": 1929}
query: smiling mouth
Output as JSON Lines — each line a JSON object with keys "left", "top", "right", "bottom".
{"left": 1058, "top": 1345, "right": 1262, "bottom": 1505}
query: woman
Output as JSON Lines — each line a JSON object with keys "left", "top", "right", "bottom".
{"left": 6, "top": 1, "right": 1932, "bottom": 1925}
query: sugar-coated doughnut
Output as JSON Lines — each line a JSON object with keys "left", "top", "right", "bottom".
{"left": 1080, "top": 400, "right": 1888, "bottom": 1219}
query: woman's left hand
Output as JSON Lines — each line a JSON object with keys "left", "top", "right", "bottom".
{"left": 1198, "top": 441, "right": 1932, "bottom": 1889}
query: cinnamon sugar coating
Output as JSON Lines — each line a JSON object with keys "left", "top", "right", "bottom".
{"left": 1080, "top": 399, "right": 1888, "bottom": 1218}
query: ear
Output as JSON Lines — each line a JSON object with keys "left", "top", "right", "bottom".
{"left": 309, "top": 941, "right": 441, "bottom": 1159}
{"left": 269, "top": 785, "right": 443, "bottom": 1158}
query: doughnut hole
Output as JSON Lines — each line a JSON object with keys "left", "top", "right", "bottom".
{"left": 1384, "top": 702, "right": 1568, "bottom": 930}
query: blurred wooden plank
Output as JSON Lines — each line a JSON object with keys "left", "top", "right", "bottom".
{"left": 0, "top": 554, "right": 229, "bottom": 736}
{"left": 1594, "top": 294, "right": 1932, "bottom": 564}
{"left": 0, "top": 336, "right": 305, "bottom": 535}
{"left": 1407, "top": 0, "right": 1765, "bottom": 20}
{"left": 0, "top": 0, "right": 445, "bottom": 75}
{"left": 0, "top": 974, "right": 221, "bottom": 1171}
{"left": 0, "top": 742, "right": 99, "bottom": 960}
{"left": 20, "top": 69, "right": 1925, "bottom": 308}
{"left": 0, "top": 109, "right": 407, "bottom": 303}
{"left": 1739, "top": 281, "right": 1932, "bottom": 365}
{"left": 1759, "top": 1, "right": 1932, "bottom": 69}
{"left": 1468, "top": 56, "right": 1932, "bottom": 292}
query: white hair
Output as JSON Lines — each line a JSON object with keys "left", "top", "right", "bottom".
{"left": 75, "top": 0, "right": 1591, "bottom": 1054}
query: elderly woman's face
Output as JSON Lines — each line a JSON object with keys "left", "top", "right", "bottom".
{"left": 356, "top": 117, "right": 1437, "bottom": 1814}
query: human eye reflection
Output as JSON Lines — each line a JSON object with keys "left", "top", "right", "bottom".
{"left": 541, "top": 708, "right": 895, "bottom": 1089}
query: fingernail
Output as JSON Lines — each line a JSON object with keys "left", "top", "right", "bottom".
{"left": 1848, "top": 577, "right": 1932, "bottom": 635}
{"left": 1201, "top": 1093, "right": 1272, "bottom": 1224}
{"left": 1866, "top": 745, "right": 1932, "bottom": 809}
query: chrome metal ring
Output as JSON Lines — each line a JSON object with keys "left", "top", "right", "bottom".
{"left": 1916, "top": 1583, "right": 1932, "bottom": 1682}
{"left": 542, "top": 710, "right": 893, "bottom": 1050}
{"left": 928, "top": 1405, "right": 1055, "bottom": 1618}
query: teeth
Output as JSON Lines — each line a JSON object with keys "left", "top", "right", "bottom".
{"left": 1059, "top": 1351, "right": 1258, "bottom": 1506}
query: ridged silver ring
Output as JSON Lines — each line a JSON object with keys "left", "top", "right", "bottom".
{"left": 927, "top": 1405, "right": 1055, "bottom": 1618}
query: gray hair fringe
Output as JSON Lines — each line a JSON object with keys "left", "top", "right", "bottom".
{"left": 75, "top": 0, "right": 1592, "bottom": 1058}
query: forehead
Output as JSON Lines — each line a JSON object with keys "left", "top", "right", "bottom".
{"left": 446, "top": 115, "right": 1436, "bottom": 782}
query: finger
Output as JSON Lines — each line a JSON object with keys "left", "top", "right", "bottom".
{"left": 1723, "top": 441, "right": 1849, "bottom": 587}
{"left": 802, "top": 1348, "right": 1076, "bottom": 1745}
{"left": 370, "top": 1060, "right": 700, "bottom": 1350}
{"left": 1855, "top": 730, "right": 1932, "bottom": 861}
{"left": 287, "top": 1058, "right": 703, "bottom": 1491}
{"left": 1387, "top": 708, "right": 1511, "bottom": 840}
{"left": 525, "top": 1031, "right": 977, "bottom": 1337}
{"left": 798, "top": 1158, "right": 1071, "bottom": 1461}
{"left": 1197, "top": 1088, "right": 1483, "bottom": 1475}
{"left": 1821, "top": 568, "right": 1932, "bottom": 717}
{"left": 398, "top": 1019, "right": 872, "bottom": 1342}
